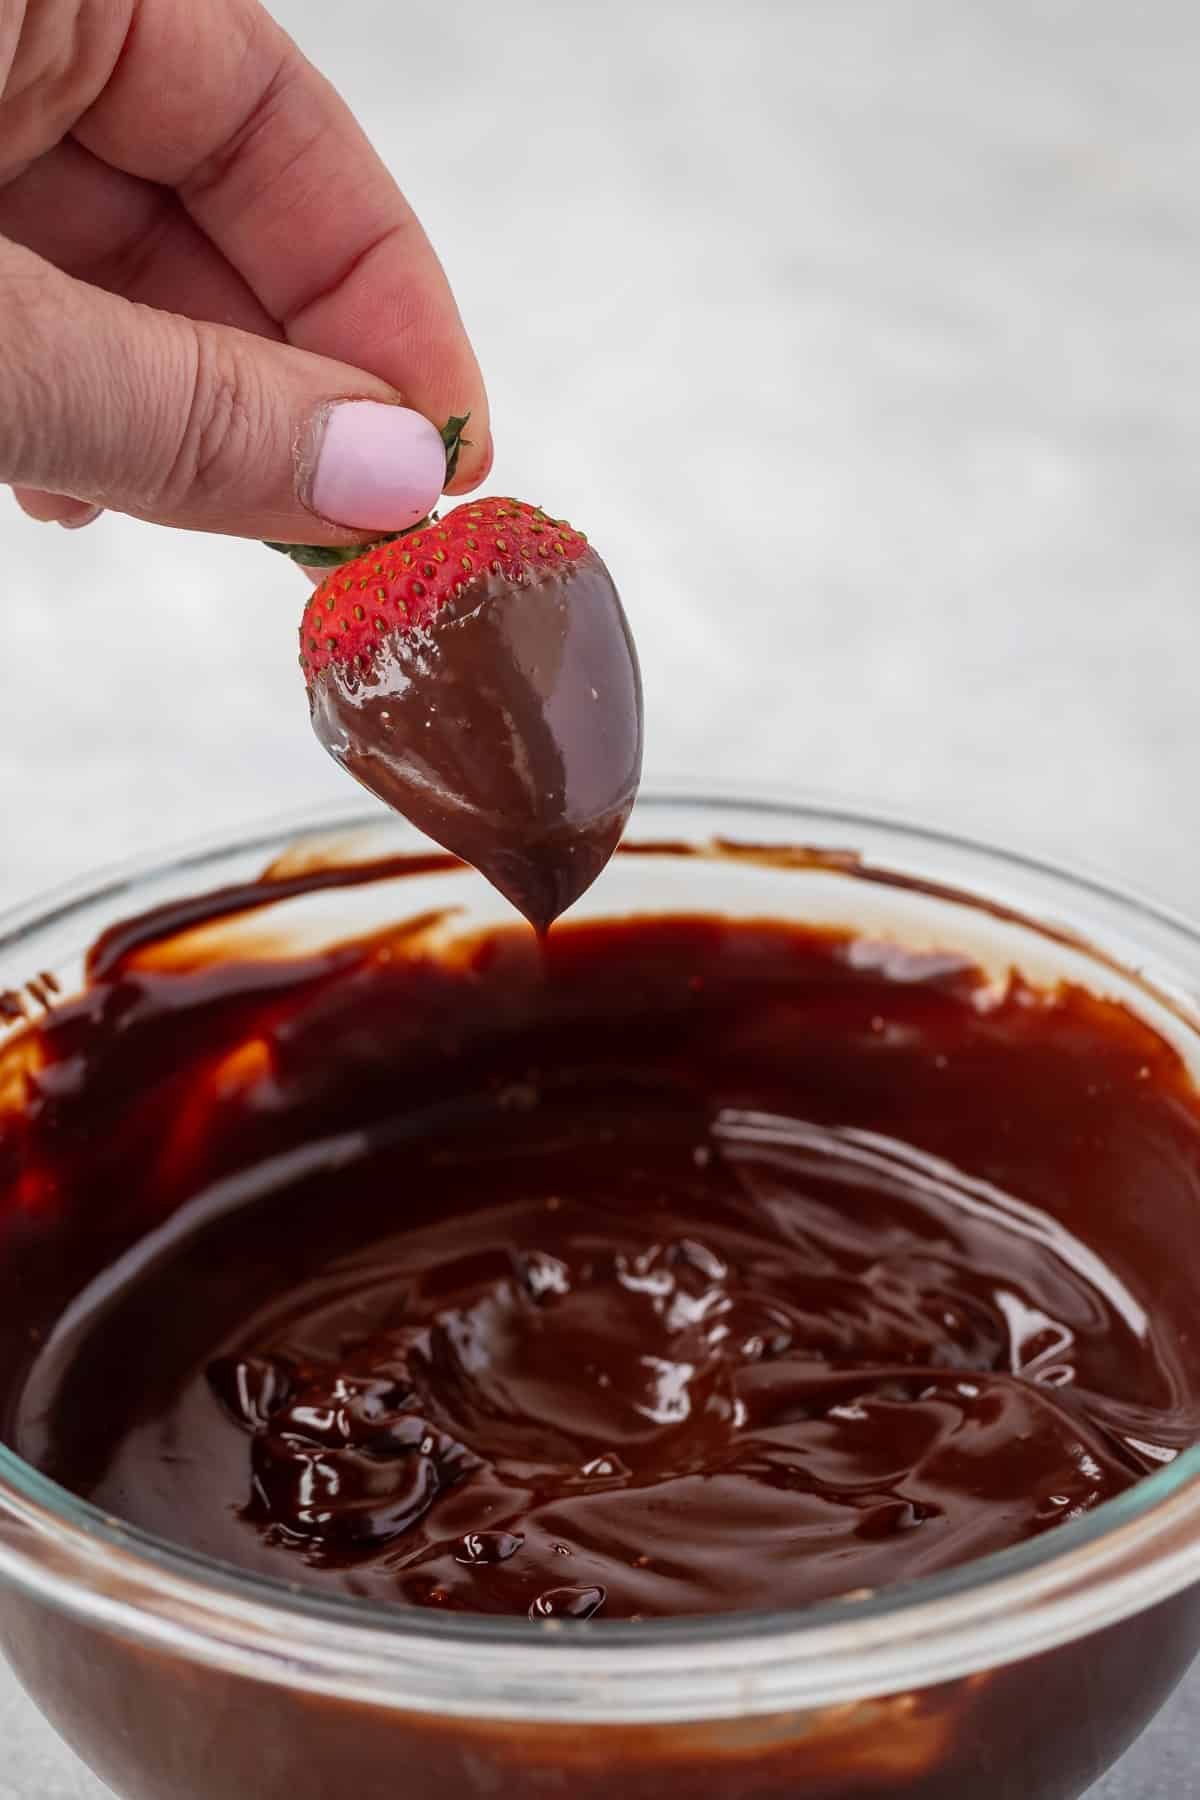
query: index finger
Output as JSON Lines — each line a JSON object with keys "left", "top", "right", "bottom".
{"left": 75, "top": 0, "right": 490, "bottom": 490}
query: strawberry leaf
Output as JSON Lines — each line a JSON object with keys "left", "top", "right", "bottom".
{"left": 441, "top": 414, "right": 471, "bottom": 485}
{"left": 264, "top": 540, "right": 380, "bottom": 568}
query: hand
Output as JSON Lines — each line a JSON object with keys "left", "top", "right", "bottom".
{"left": 0, "top": 0, "right": 490, "bottom": 544}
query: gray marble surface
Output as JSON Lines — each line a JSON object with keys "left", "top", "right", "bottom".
{"left": 2, "top": 0, "right": 1199, "bottom": 1791}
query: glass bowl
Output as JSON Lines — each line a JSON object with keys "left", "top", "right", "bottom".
{"left": 0, "top": 789, "right": 1197, "bottom": 1800}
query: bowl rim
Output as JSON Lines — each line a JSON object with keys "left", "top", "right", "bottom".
{"left": 0, "top": 784, "right": 1198, "bottom": 1724}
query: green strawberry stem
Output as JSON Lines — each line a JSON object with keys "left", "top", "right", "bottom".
{"left": 265, "top": 414, "right": 470, "bottom": 570}
{"left": 440, "top": 413, "right": 469, "bottom": 485}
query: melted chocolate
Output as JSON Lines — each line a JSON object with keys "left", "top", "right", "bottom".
{"left": 1, "top": 867, "right": 1198, "bottom": 1629}
{"left": 308, "top": 553, "right": 643, "bottom": 931}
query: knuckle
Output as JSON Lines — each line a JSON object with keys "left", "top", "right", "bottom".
{"left": 153, "top": 320, "right": 269, "bottom": 515}
{"left": 0, "top": 249, "right": 61, "bottom": 481}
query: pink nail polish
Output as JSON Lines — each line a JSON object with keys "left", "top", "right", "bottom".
{"left": 309, "top": 403, "right": 445, "bottom": 532}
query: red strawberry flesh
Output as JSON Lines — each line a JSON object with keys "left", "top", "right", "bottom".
{"left": 302, "top": 500, "right": 642, "bottom": 931}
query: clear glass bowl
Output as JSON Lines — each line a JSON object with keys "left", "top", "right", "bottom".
{"left": 0, "top": 789, "right": 1198, "bottom": 1800}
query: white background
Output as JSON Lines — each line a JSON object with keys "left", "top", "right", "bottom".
{"left": 1, "top": 0, "right": 1198, "bottom": 1790}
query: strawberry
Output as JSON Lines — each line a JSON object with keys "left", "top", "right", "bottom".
{"left": 267, "top": 419, "right": 643, "bottom": 930}
{"left": 295, "top": 497, "right": 591, "bottom": 688}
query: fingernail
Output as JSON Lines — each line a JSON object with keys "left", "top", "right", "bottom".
{"left": 307, "top": 402, "right": 446, "bottom": 532}
{"left": 57, "top": 503, "right": 103, "bottom": 531}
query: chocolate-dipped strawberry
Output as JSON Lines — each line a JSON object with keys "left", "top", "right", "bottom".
{"left": 277, "top": 449, "right": 643, "bottom": 933}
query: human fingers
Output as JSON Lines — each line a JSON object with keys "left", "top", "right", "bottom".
{"left": 76, "top": 0, "right": 490, "bottom": 491}
{"left": 0, "top": 234, "right": 452, "bottom": 541}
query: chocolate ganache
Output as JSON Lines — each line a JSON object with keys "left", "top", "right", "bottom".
{"left": 0, "top": 850, "right": 1197, "bottom": 1625}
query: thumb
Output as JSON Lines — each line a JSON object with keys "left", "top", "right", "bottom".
{"left": 0, "top": 238, "right": 455, "bottom": 544}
